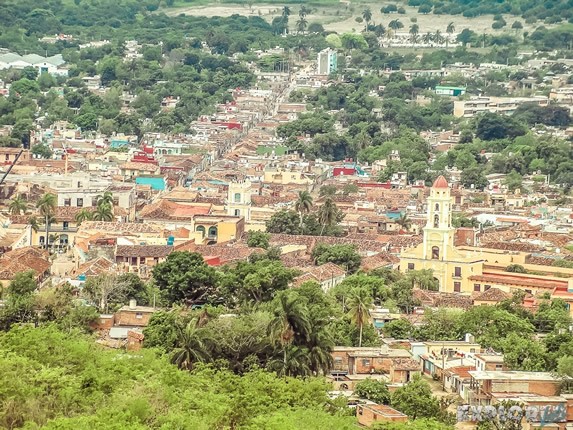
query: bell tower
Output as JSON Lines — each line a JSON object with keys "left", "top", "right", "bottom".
{"left": 227, "top": 179, "right": 252, "bottom": 221}
{"left": 423, "top": 176, "right": 454, "bottom": 261}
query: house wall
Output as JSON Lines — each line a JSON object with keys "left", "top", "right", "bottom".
{"left": 114, "top": 310, "right": 153, "bottom": 327}
{"left": 356, "top": 406, "right": 408, "bottom": 427}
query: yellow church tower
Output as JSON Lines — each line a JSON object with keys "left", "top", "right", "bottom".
{"left": 422, "top": 175, "right": 455, "bottom": 261}
{"left": 399, "top": 175, "right": 485, "bottom": 293}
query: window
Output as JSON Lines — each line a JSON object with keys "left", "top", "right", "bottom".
{"left": 432, "top": 246, "right": 440, "bottom": 260}
{"left": 77, "top": 198, "right": 83, "bottom": 207}
{"left": 63, "top": 198, "right": 71, "bottom": 207}
{"left": 234, "top": 209, "right": 240, "bottom": 216}
{"left": 454, "top": 267, "right": 462, "bottom": 277}
{"left": 136, "top": 313, "right": 143, "bottom": 319}
{"left": 435, "top": 203, "right": 440, "bottom": 211}
{"left": 470, "top": 348, "right": 476, "bottom": 353}
{"left": 63, "top": 221, "right": 69, "bottom": 231}
{"left": 434, "top": 214, "right": 439, "bottom": 228}
{"left": 474, "top": 284, "right": 481, "bottom": 292}
{"left": 4, "top": 154, "right": 8, "bottom": 161}
{"left": 362, "top": 359, "right": 370, "bottom": 367}
{"left": 91, "top": 197, "right": 98, "bottom": 207}
{"left": 196, "top": 226, "right": 205, "bottom": 237}
{"left": 454, "top": 282, "right": 461, "bottom": 292}
{"left": 234, "top": 192, "right": 241, "bottom": 203}
{"left": 407, "top": 263, "right": 415, "bottom": 271}
{"left": 485, "top": 285, "right": 491, "bottom": 290}
{"left": 495, "top": 364, "right": 503, "bottom": 370}
{"left": 208, "top": 226, "right": 218, "bottom": 238}
{"left": 113, "top": 197, "right": 119, "bottom": 206}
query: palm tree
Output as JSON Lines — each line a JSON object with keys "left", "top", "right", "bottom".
{"left": 406, "top": 269, "right": 438, "bottom": 291}
{"left": 306, "top": 318, "right": 334, "bottom": 375}
{"left": 282, "top": 6, "right": 291, "bottom": 18}
{"left": 93, "top": 203, "right": 113, "bottom": 222}
{"left": 268, "top": 292, "right": 311, "bottom": 375}
{"left": 388, "top": 19, "right": 403, "bottom": 36}
{"left": 362, "top": 7, "right": 372, "bottom": 30}
{"left": 346, "top": 288, "right": 373, "bottom": 347}
{"left": 296, "top": 17, "right": 307, "bottom": 34}
{"left": 298, "top": 5, "right": 310, "bottom": 19}
{"left": 171, "top": 319, "right": 212, "bottom": 371}
{"left": 75, "top": 208, "right": 93, "bottom": 225}
{"left": 269, "top": 345, "right": 311, "bottom": 377}
{"left": 409, "top": 24, "right": 419, "bottom": 43}
{"left": 8, "top": 194, "right": 27, "bottom": 215}
{"left": 28, "top": 216, "right": 39, "bottom": 233}
{"left": 37, "top": 193, "right": 56, "bottom": 250}
{"left": 396, "top": 213, "right": 412, "bottom": 232}
{"left": 318, "top": 197, "right": 338, "bottom": 235}
{"left": 96, "top": 191, "right": 114, "bottom": 208}
{"left": 422, "top": 32, "right": 433, "bottom": 44}
{"left": 295, "top": 190, "right": 313, "bottom": 228}
{"left": 434, "top": 29, "right": 444, "bottom": 44}
{"left": 446, "top": 22, "right": 455, "bottom": 46}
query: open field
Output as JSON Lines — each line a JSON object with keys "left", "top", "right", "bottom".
{"left": 166, "top": 0, "right": 544, "bottom": 36}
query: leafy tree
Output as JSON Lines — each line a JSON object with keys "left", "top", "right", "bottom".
{"left": 152, "top": 251, "right": 220, "bottom": 305}
{"left": 319, "top": 185, "right": 337, "bottom": 197}
{"left": 354, "top": 379, "right": 391, "bottom": 404}
{"left": 475, "top": 112, "right": 526, "bottom": 141}
{"left": 390, "top": 375, "right": 440, "bottom": 420}
{"left": 312, "top": 243, "right": 361, "bottom": 273}
{"left": 382, "top": 318, "right": 415, "bottom": 339}
{"left": 266, "top": 210, "right": 302, "bottom": 235}
{"left": 143, "top": 310, "right": 181, "bottom": 352}
{"left": 247, "top": 231, "right": 270, "bottom": 249}
{"left": 31, "top": 143, "right": 53, "bottom": 159}
{"left": 506, "top": 263, "right": 526, "bottom": 273}
{"left": 502, "top": 333, "right": 547, "bottom": 371}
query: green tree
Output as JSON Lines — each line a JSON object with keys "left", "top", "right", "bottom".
{"left": 318, "top": 197, "right": 340, "bottom": 235}
{"left": 390, "top": 375, "right": 440, "bottom": 420}
{"left": 92, "top": 203, "right": 113, "bottom": 221}
{"left": 31, "top": 143, "right": 53, "bottom": 159}
{"left": 506, "top": 263, "right": 526, "bottom": 273}
{"left": 502, "top": 333, "right": 547, "bottom": 371}
{"left": 346, "top": 287, "right": 373, "bottom": 347}
{"left": 382, "top": 318, "right": 415, "bottom": 339}
{"left": 152, "top": 252, "right": 219, "bottom": 305}
{"left": 312, "top": 243, "right": 361, "bottom": 273}
{"left": 354, "top": 378, "right": 391, "bottom": 404}
{"left": 319, "top": 184, "right": 337, "bottom": 197}
{"left": 247, "top": 231, "right": 270, "bottom": 249}
{"left": 266, "top": 210, "right": 302, "bottom": 235}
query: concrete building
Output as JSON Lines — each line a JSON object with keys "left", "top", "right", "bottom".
{"left": 226, "top": 179, "right": 252, "bottom": 221}
{"left": 453, "top": 96, "right": 549, "bottom": 118}
{"left": 317, "top": 48, "right": 337, "bottom": 75}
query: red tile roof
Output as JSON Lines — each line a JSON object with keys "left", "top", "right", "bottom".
{"left": 433, "top": 175, "right": 449, "bottom": 188}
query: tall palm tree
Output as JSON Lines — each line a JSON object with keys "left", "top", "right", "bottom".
{"left": 171, "top": 319, "right": 212, "bottom": 371}
{"left": 28, "top": 216, "right": 39, "bottom": 233}
{"left": 37, "top": 193, "right": 56, "bottom": 250}
{"left": 75, "top": 208, "right": 93, "bottom": 225}
{"left": 318, "top": 197, "right": 338, "bottom": 235}
{"left": 282, "top": 6, "right": 291, "bottom": 18}
{"left": 445, "top": 23, "right": 454, "bottom": 48}
{"left": 307, "top": 318, "right": 334, "bottom": 375}
{"left": 298, "top": 5, "right": 310, "bottom": 18}
{"left": 8, "top": 194, "right": 27, "bottom": 215}
{"left": 295, "top": 190, "right": 313, "bottom": 228}
{"left": 388, "top": 19, "right": 403, "bottom": 38}
{"left": 362, "top": 7, "right": 372, "bottom": 30}
{"left": 296, "top": 17, "right": 308, "bottom": 34}
{"left": 396, "top": 213, "right": 412, "bottom": 232}
{"left": 422, "top": 32, "right": 433, "bottom": 44}
{"left": 93, "top": 203, "right": 113, "bottom": 222}
{"left": 409, "top": 24, "right": 419, "bottom": 43}
{"left": 268, "top": 292, "right": 311, "bottom": 374}
{"left": 346, "top": 287, "right": 373, "bottom": 348}
{"left": 434, "top": 29, "right": 444, "bottom": 44}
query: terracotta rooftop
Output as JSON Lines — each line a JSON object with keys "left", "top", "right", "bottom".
{"left": 391, "top": 358, "right": 420, "bottom": 371}
{"left": 469, "top": 273, "right": 568, "bottom": 290}
{"left": 116, "top": 245, "right": 173, "bottom": 258}
{"left": 119, "top": 162, "right": 160, "bottom": 172}
{"left": 433, "top": 175, "right": 449, "bottom": 189}
{"left": 473, "top": 287, "right": 511, "bottom": 302}
{"left": 139, "top": 199, "right": 211, "bottom": 220}
{"left": 300, "top": 262, "right": 346, "bottom": 282}
{"left": 72, "top": 256, "right": 114, "bottom": 278}
{"left": 78, "top": 221, "right": 164, "bottom": 234}
{"left": 0, "top": 247, "right": 50, "bottom": 280}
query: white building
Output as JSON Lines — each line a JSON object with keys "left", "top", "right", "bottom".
{"left": 317, "top": 48, "right": 337, "bottom": 75}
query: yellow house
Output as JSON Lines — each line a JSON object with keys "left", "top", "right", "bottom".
{"left": 399, "top": 176, "right": 485, "bottom": 294}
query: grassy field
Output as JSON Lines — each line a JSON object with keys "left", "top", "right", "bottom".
{"left": 165, "top": 0, "right": 543, "bottom": 36}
